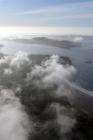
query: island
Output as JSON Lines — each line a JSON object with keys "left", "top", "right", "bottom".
{"left": 14, "top": 37, "right": 81, "bottom": 49}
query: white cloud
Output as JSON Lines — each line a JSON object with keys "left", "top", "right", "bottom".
{"left": 0, "top": 51, "right": 88, "bottom": 139}
{"left": 4, "top": 68, "right": 13, "bottom": 75}
{"left": 10, "top": 51, "right": 31, "bottom": 70}
{"left": 0, "top": 51, "right": 32, "bottom": 88}
{"left": 26, "top": 55, "right": 76, "bottom": 97}
{"left": 0, "top": 89, "right": 31, "bottom": 140}
{"left": 50, "top": 103, "right": 76, "bottom": 139}
{"left": 72, "top": 36, "right": 83, "bottom": 42}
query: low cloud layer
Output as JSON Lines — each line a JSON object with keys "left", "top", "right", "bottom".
{"left": 0, "top": 89, "right": 31, "bottom": 140}
{"left": 26, "top": 55, "right": 76, "bottom": 97}
{"left": 0, "top": 51, "right": 79, "bottom": 140}
{"left": 0, "top": 51, "right": 31, "bottom": 88}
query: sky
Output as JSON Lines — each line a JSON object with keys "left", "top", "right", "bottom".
{"left": 0, "top": 0, "right": 93, "bottom": 35}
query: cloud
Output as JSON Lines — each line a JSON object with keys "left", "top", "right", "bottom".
{"left": 23, "top": 54, "right": 77, "bottom": 137}
{"left": 10, "top": 51, "right": 31, "bottom": 70}
{"left": 54, "top": 104, "right": 76, "bottom": 134}
{"left": 0, "top": 89, "right": 31, "bottom": 140}
{"left": 0, "top": 52, "right": 33, "bottom": 138}
{"left": 72, "top": 37, "right": 83, "bottom": 42}
{"left": 0, "top": 51, "right": 76, "bottom": 99}
{"left": 0, "top": 51, "right": 31, "bottom": 88}
{"left": 26, "top": 55, "right": 76, "bottom": 91}
{"left": 0, "top": 51, "right": 89, "bottom": 139}
{"left": 4, "top": 68, "right": 13, "bottom": 75}
{"left": 0, "top": 52, "right": 74, "bottom": 139}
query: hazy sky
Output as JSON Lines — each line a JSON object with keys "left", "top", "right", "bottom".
{"left": 0, "top": 0, "right": 93, "bottom": 35}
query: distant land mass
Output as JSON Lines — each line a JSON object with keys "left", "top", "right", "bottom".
{"left": 14, "top": 37, "right": 81, "bottom": 48}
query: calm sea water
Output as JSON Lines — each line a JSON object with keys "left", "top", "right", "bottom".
{"left": 0, "top": 37, "right": 93, "bottom": 91}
